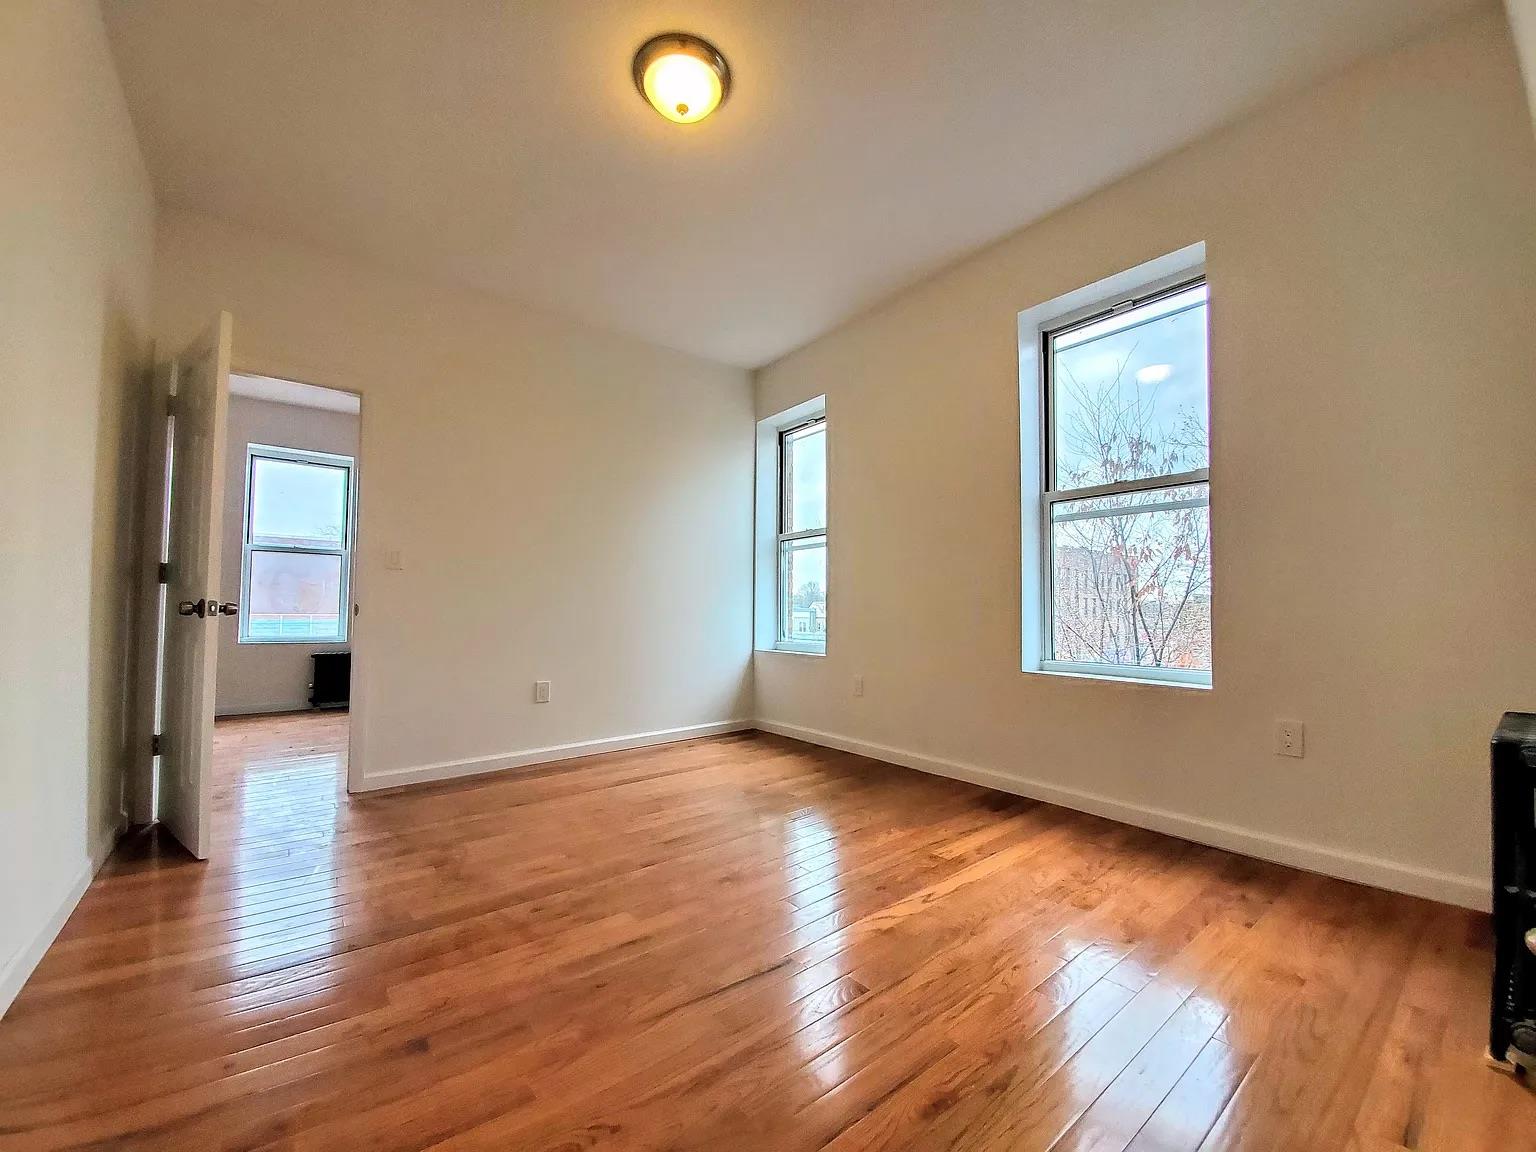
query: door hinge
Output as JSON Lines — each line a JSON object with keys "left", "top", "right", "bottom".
{"left": 151, "top": 733, "right": 162, "bottom": 756}
{"left": 158, "top": 562, "right": 169, "bottom": 584}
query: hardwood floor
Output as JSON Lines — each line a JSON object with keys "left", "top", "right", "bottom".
{"left": 2, "top": 713, "right": 1531, "bottom": 1150}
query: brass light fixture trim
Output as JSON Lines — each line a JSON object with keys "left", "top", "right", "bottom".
{"left": 632, "top": 32, "right": 731, "bottom": 124}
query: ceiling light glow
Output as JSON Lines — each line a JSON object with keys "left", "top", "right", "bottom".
{"left": 633, "top": 33, "right": 730, "bottom": 125}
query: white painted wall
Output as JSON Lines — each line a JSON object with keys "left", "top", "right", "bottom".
{"left": 216, "top": 394, "right": 361, "bottom": 716}
{"left": 1507, "top": 0, "right": 1536, "bottom": 129}
{"left": 754, "top": 10, "right": 1536, "bottom": 910}
{"left": 154, "top": 210, "right": 755, "bottom": 790}
{"left": 0, "top": 0, "right": 155, "bottom": 1012}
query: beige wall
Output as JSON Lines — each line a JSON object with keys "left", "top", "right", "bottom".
{"left": 1508, "top": 0, "right": 1536, "bottom": 128}
{"left": 216, "top": 394, "right": 361, "bottom": 716}
{"left": 0, "top": 1, "right": 155, "bottom": 1010}
{"left": 754, "top": 10, "right": 1536, "bottom": 909}
{"left": 154, "top": 210, "right": 755, "bottom": 790}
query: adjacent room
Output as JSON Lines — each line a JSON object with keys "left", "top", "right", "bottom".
{"left": 4, "top": 1, "right": 1536, "bottom": 1148}
{"left": 220, "top": 374, "right": 358, "bottom": 720}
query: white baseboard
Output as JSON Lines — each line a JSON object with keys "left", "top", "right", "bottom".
{"left": 1, "top": 818, "right": 125, "bottom": 1019}
{"left": 214, "top": 702, "right": 311, "bottom": 718}
{"left": 755, "top": 720, "right": 1489, "bottom": 912}
{"left": 354, "top": 719, "right": 754, "bottom": 793}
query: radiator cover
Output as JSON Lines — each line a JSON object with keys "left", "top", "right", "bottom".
{"left": 1491, "top": 711, "right": 1536, "bottom": 1067}
{"left": 309, "top": 651, "right": 351, "bottom": 710}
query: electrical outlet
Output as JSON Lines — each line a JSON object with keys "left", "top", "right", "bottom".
{"left": 534, "top": 680, "right": 551, "bottom": 704}
{"left": 852, "top": 674, "right": 864, "bottom": 698}
{"left": 1276, "top": 720, "right": 1305, "bottom": 758}
{"left": 382, "top": 547, "right": 404, "bottom": 571}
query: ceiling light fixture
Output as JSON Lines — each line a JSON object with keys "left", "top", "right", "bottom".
{"left": 632, "top": 32, "right": 730, "bottom": 125}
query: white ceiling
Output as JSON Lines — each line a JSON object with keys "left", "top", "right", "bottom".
{"left": 231, "top": 373, "right": 361, "bottom": 414}
{"left": 101, "top": 0, "right": 1479, "bottom": 368}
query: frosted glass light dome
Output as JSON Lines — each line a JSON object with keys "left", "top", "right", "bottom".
{"left": 633, "top": 34, "right": 730, "bottom": 125}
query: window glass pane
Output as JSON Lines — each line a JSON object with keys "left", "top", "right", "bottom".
{"left": 1049, "top": 483, "right": 1210, "bottom": 672}
{"left": 246, "top": 550, "right": 345, "bottom": 641}
{"left": 779, "top": 536, "right": 827, "bottom": 643}
{"left": 250, "top": 456, "right": 349, "bottom": 548}
{"left": 1051, "top": 284, "right": 1208, "bottom": 490}
{"left": 782, "top": 423, "right": 826, "bottom": 533}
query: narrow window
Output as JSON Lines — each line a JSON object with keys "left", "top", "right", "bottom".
{"left": 239, "top": 444, "right": 355, "bottom": 644}
{"left": 778, "top": 417, "right": 827, "bottom": 651}
{"left": 1040, "top": 277, "right": 1211, "bottom": 684}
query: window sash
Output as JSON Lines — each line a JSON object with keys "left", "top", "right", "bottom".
{"left": 244, "top": 444, "right": 354, "bottom": 550}
{"left": 1044, "top": 468, "right": 1210, "bottom": 509}
{"left": 239, "top": 445, "right": 355, "bottom": 645}
{"left": 246, "top": 460, "right": 350, "bottom": 549}
{"left": 1038, "top": 274, "right": 1210, "bottom": 683}
{"left": 241, "top": 547, "right": 348, "bottom": 643}
{"left": 778, "top": 527, "right": 826, "bottom": 543}
{"left": 1041, "top": 479, "right": 1212, "bottom": 679}
{"left": 777, "top": 417, "right": 826, "bottom": 650}
{"left": 778, "top": 417, "right": 825, "bottom": 536}
{"left": 778, "top": 534, "right": 827, "bottom": 645}
{"left": 1050, "top": 282, "right": 1208, "bottom": 353}
{"left": 1041, "top": 274, "right": 1207, "bottom": 500}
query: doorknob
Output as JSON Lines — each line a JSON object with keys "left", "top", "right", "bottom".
{"left": 216, "top": 601, "right": 238, "bottom": 616}
{"left": 177, "top": 598, "right": 207, "bottom": 618}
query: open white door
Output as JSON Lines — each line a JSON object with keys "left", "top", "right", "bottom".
{"left": 158, "top": 314, "right": 233, "bottom": 860}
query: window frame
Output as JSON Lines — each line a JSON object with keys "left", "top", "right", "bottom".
{"left": 775, "top": 415, "right": 828, "bottom": 654}
{"left": 238, "top": 442, "right": 356, "bottom": 646}
{"left": 1038, "top": 271, "right": 1211, "bottom": 687}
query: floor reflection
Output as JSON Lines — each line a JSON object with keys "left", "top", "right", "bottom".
{"left": 779, "top": 806, "right": 859, "bottom": 1093}
{"left": 783, "top": 808, "right": 844, "bottom": 966}
{"left": 214, "top": 713, "right": 348, "bottom": 970}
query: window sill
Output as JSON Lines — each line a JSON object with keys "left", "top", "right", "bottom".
{"left": 1025, "top": 665, "right": 1211, "bottom": 691}
{"left": 761, "top": 643, "right": 826, "bottom": 658}
{"left": 238, "top": 636, "right": 349, "bottom": 647}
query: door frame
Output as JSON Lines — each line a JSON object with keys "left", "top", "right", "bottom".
{"left": 226, "top": 360, "right": 368, "bottom": 796}
{"left": 128, "top": 358, "right": 175, "bottom": 826}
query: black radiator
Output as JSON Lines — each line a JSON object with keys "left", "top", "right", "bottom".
{"left": 1491, "top": 712, "right": 1536, "bottom": 1069}
{"left": 309, "top": 651, "right": 351, "bottom": 710}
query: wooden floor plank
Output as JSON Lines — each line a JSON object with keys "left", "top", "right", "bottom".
{"left": 1, "top": 712, "right": 1532, "bottom": 1150}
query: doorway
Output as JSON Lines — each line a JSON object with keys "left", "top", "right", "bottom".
{"left": 138, "top": 357, "right": 363, "bottom": 859}
{"left": 214, "top": 374, "right": 360, "bottom": 802}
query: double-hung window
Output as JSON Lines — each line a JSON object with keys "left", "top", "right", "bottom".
{"left": 1039, "top": 275, "right": 1212, "bottom": 684}
{"left": 777, "top": 416, "right": 827, "bottom": 652}
{"left": 239, "top": 444, "right": 354, "bottom": 644}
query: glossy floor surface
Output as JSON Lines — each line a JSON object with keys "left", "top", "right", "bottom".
{"left": 2, "top": 713, "right": 1532, "bottom": 1150}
